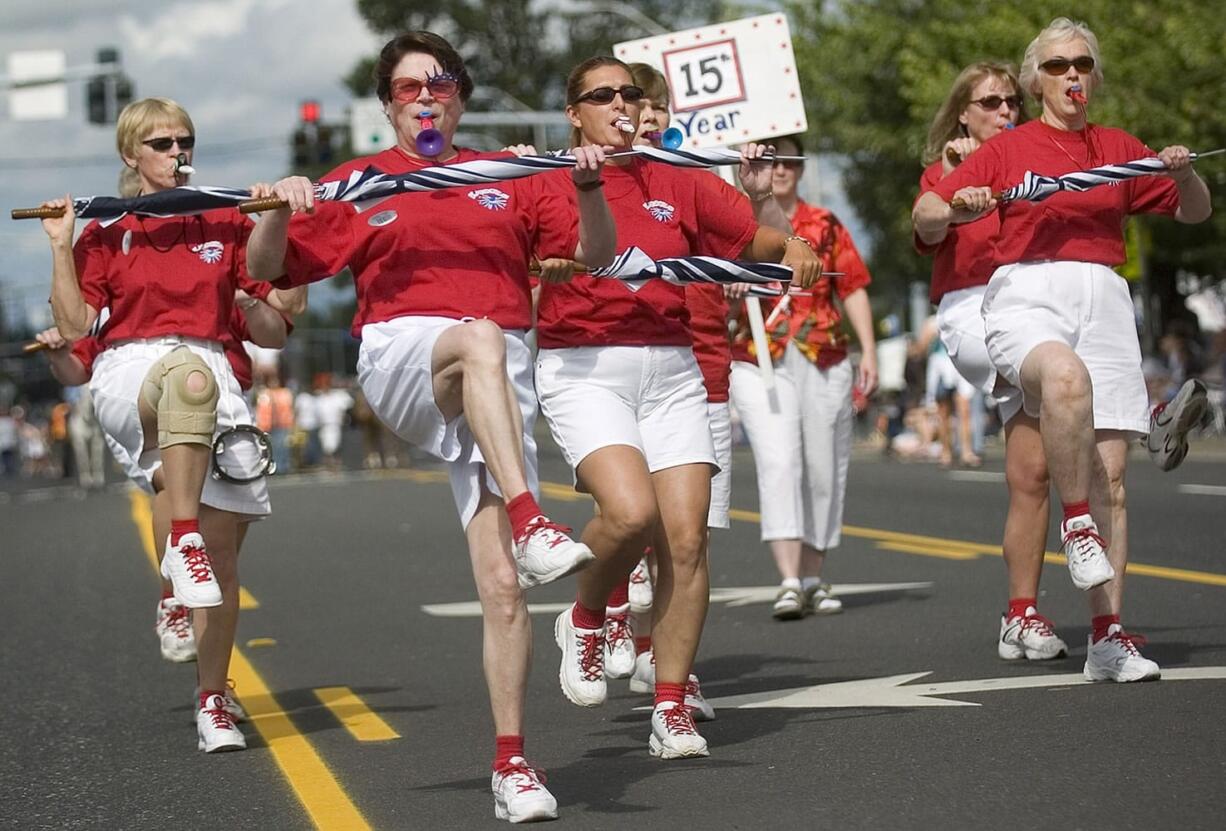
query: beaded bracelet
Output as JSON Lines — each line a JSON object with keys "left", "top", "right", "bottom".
{"left": 783, "top": 234, "right": 816, "bottom": 251}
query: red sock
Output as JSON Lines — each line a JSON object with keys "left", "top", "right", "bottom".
{"left": 493, "top": 735, "right": 524, "bottom": 770}
{"left": 1062, "top": 500, "right": 1091, "bottom": 523}
{"left": 571, "top": 600, "right": 605, "bottom": 630}
{"left": 1007, "top": 597, "right": 1036, "bottom": 621}
{"left": 1092, "top": 614, "right": 1120, "bottom": 642}
{"left": 170, "top": 519, "right": 199, "bottom": 547}
{"left": 607, "top": 580, "right": 629, "bottom": 610}
{"left": 161, "top": 587, "right": 175, "bottom": 600}
{"left": 635, "top": 636, "right": 652, "bottom": 654}
{"left": 199, "top": 688, "right": 224, "bottom": 709}
{"left": 506, "top": 493, "right": 543, "bottom": 540}
{"left": 654, "top": 682, "right": 686, "bottom": 708}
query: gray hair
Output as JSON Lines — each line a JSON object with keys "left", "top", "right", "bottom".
{"left": 1019, "top": 17, "right": 1104, "bottom": 98}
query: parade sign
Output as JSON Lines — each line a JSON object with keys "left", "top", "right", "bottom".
{"left": 614, "top": 13, "right": 807, "bottom": 150}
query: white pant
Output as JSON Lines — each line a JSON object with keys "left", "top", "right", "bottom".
{"left": 729, "top": 344, "right": 853, "bottom": 549}
{"left": 90, "top": 338, "right": 270, "bottom": 518}
{"left": 707, "top": 401, "right": 732, "bottom": 530}
{"left": 535, "top": 345, "right": 716, "bottom": 487}
{"left": 358, "top": 316, "right": 538, "bottom": 529}
{"left": 936, "top": 286, "right": 1023, "bottom": 424}
{"left": 983, "top": 261, "right": 1149, "bottom": 434}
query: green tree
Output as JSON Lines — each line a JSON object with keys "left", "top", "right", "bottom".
{"left": 787, "top": 0, "right": 1226, "bottom": 327}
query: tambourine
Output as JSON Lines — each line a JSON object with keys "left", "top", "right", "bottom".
{"left": 211, "top": 425, "right": 276, "bottom": 484}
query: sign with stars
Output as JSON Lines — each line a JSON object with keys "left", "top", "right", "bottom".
{"left": 615, "top": 13, "right": 807, "bottom": 150}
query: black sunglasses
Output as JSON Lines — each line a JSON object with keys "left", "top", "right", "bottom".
{"left": 574, "top": 85, "right": 644, "bottom": 105}
{"left": 1040, "top": 56, "right": 1095, "bottom": 75}
{"left": 971, "top": 95, "right": 1023, "bottom": 111}
{"left": 142, "top": 135, "right": 195, "bottom": 152}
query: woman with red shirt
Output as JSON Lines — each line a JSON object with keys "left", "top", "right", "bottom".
{"left": 537, "top": 56, "right": 820, "bottom": 760}
{"left": 248, "top": 31, "right": 616, "bottom": 824}
{"left": 917, "top": 62, "right": 1071, "bottom": 663}
{"left": 40, "top": 97, "right": 274, "bottom": 753}
{"left": 729, "top": 134, "right": 878, "bottom": 622}
{"left": 914, "top": 18, "right": 1212, "bottom": 682}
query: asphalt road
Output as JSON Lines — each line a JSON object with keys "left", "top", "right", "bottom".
{"left": 4, "top": 437, "right": 1225, "bottom": 830}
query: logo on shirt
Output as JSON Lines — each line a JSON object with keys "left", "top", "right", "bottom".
{"left": 643, "top": 200, "right": 676, "bottom": 223}
{"left": 191, "top": 241, "right": 224, "bottom": 264}
{"left": 467, "top": 188, "right": 510, "bottom": 211}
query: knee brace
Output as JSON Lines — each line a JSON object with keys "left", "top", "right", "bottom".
{"left": 140, "top": 346, "right": 219, "bottom": 449}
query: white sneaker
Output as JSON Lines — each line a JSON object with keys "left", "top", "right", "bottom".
{"left": 1147, "top": 379, "right": 1209, "bottom": 471}
{"left": 155, "top": 598, "right": 197, "bottom": 663}
{"left": 772, "top": 586, "right": 805, "bottom": 620}
{"left": 628, "top": 557, "right": 653, "bottom": 614}
{"left": 160, "top": 532, "right": 223, "bottom": 608}
{"left": 802, "top": 582, "right": 844, "bottom": 615}
{"left": 194, "top": 683, "right": 247, "bottom": 723}
{"left": 649, "top": 701, "right": 709, "bottom": 759}
{"left": 492, "top": 757, "right": 557, "bottom": 824}
{"left": 196, "top": 693, "right": 246, "bottom": 752}
{"left": 1084, "top": 624, "right": 1161, "bottom": 682}
{"left": 1060, "top": 515, "right": 1115, "bottom": 591}
{"left": 603, "top": 607, "right": 636, "bottom": 679}
{"left": 685, "top": 675, "right": 715, "bottom": 722}
{"left": 554, "top": 607, "right": 606, "bottom": 707}
{"left": 629, "top": 649, "right": 655, "bottom": 694}
{"left": 514, "top": 516, "right": 595, "bottom": 590}
{"left": 997, "top": 608, "right": 1068, "bottom": 661}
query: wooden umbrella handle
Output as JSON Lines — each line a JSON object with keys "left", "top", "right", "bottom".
{"left": 23, "top": 341, "right": 49, "bottom": 354}
{"left": 11, "top": 206, "right": 66, "bottom": 220}
{"left": 528, "top": 259, "right": 590, "bottom": 275}
{"left": 239, "top": 197, "right": 290, "bottom": 215}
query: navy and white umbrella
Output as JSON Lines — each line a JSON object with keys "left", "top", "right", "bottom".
{"left": 586, "top": 246, "right": 793, "bottom": 292}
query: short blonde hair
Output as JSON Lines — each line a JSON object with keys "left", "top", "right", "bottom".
{"left": 1019, "top": 17, "right": 1104, "bottom": 98}
{"left": 115, "top": 97, "right": 194, "bottom": 161}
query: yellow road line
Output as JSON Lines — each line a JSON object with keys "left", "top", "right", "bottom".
{"left": 127, "top": 491, "right": 371, "bottom": 830}
{"left": 240, "top": 587, "right": 261, "bottom": 610}
{"left": 596, "top": 487, "right": 1226, "bottom": 589}
{"left": 314, "top": 687, "right": 401, "bottom": 742}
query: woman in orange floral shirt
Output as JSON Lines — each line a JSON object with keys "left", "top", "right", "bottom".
{"left": 729, "top": 134, "right": 878, "bottom": 620}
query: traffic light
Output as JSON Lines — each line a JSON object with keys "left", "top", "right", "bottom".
{"left": 114, "top": 75, "right": 133, "bottom": 114}
{"left": 299, "top": 100, "right": 320, "bottom": 124}
{"left": 292, "top": 127, "right": 312, "bottom": 168}
{"left": 86, "top": 76, "right": 107, "bottom": 124}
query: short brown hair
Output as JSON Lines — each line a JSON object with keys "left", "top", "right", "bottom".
{"left": 374, "top": 31, "right": 474, "bottom": 104}
{"left": 628, "top": 62, "right": 669, "bottom": 109}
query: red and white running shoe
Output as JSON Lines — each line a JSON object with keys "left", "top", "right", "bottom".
{"left": 160, "top": 532, "right": 222, "bottom": 608}
{"left": 628, "top": 556, "right": 653, "bottom": 614}
{"left": 1147, "top": 379, "right": 1209, "bottom": 472}
{"left": 1084, "top": 624, "right": 1160, "bottom": 683}
{"left": 514, "top": 516, "right": 595, "bottom": 589}
{"left": 196, "top": 693, "right": 246, "bottom": 752}
{"left": 554, "top": 606, "right": 606, "bottom": 707}
{"left": 492, "top": 757, "right": 558, "bottom": 823}
{"left": 998, "top": 607, "right": 1068, "bottom": 661}
{"left": 155, "top": 598, "right": 196, "bottom": 663}
{"left": 1060, "top": 515, "right": 1114, "bottom": 591}
{"left": 603, "top": 608, "right": 635, "bottom": 679}
{"left": 649, "top": 701, "right": 709, "bottom": 759}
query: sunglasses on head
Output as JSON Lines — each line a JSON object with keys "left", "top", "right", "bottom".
{"left": 574, "top": 85, "right": 644, "bottom": 105}
{"left": 390, "top": 72, "right": 460, "bottom": 104}
{"left": 1040, "top": 55, "right": 1095, "bottom": 75}
{"left": 142, "top": 136, "right": 195, "bottom": 152}
{"left": 971, "top": 95, "right": 1023, "bottom": 111}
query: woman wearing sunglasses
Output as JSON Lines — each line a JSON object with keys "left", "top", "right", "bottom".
{"left": 914, "top": 18, "right": 1212, "bottom": 682}
{"left": 247, "top": 31, "right": 616, "bottom": 824}
{"left": 39, "top": 97, "right": 276, "bottom": 754}
{"left": 915, "top": 63, "right": 1072, "bottom": 664}
{"left": 535, "top": 56, "right": 820, "bottom": 760}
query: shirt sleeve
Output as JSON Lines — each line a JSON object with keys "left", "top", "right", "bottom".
{"left": 929, "top": 140, "right": 1004, "bottom": 203}
{"left": 71, "top": 336, "right": 102, "bottom": 377}
{"left": 1122, "top": 134, "right": 1180, "bottom": 217}
{"left": 276, "top": 201, "right": 359, "bottom": 288}
{"left": 517, "top": 171, "right": 580, "bottom": 260}
{"left": 687, "top": 170, "right": 759, "bottom": 260}
{"left": 831, "top": 216, "right": 872, "bottom": 299}
{"left": 72, "top": 221, "right": 111, "bottom": 313}
{"left": 913, "top": 164, "right": 943, "bottom": 254}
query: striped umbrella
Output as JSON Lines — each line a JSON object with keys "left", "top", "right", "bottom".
{"left": 592, "top": 246, "right": 793, "bottom": 292}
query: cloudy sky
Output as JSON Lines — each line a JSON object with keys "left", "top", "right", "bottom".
{"left": 0, "top": 0, "right": 382, "bottom": 331}
{"left": 0, "top": 0, "right": 856, "bottom": 333}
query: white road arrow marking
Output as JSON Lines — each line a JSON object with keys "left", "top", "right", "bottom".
{"left": 420, "top": 581, "right": 932, "bottom": 617}
{"left": 702, "top": 666, "right": 1226, "bottom": 709}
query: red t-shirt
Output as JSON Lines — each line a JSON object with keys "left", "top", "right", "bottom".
{"left": 916, "top": 160, "right": 1003, "bottom": 302}
{"left": 535, "top": 162, "right": 758, "bottom": 349}
{"left": 71, "top": 337, "right": 103, "bottom": 377}
{"left": 73, "top": 211, "right": 249, "bottom": 345}
{"left": 275, "top": 146, "right": 578, "bottom": 337}
{"left": 731, "top": 201, "right": 871, "bottom": 369}
{"left": 685, "top": 284, "right": 731, "bottom": 403}
{"left": 931, "top": 120, "right": 1179, "bottom": 268}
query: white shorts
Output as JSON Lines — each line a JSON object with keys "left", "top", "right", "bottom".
{"left": 535, "top": 345, "right": 716, "bottom": 488}
{"left": 90, "top": 338, "right": 271, "bottom": 518}
{"left": 707, "top": 401, "right": 732, "bottom": 530}
{"left": 936, "top": 286, "right": 1022, "bottom": 424}
{"left": 983, "top": 261, "right": 1149, "bottom": 434}
{"left": 358, "top": 316, "right": 538, "bottom": 529}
